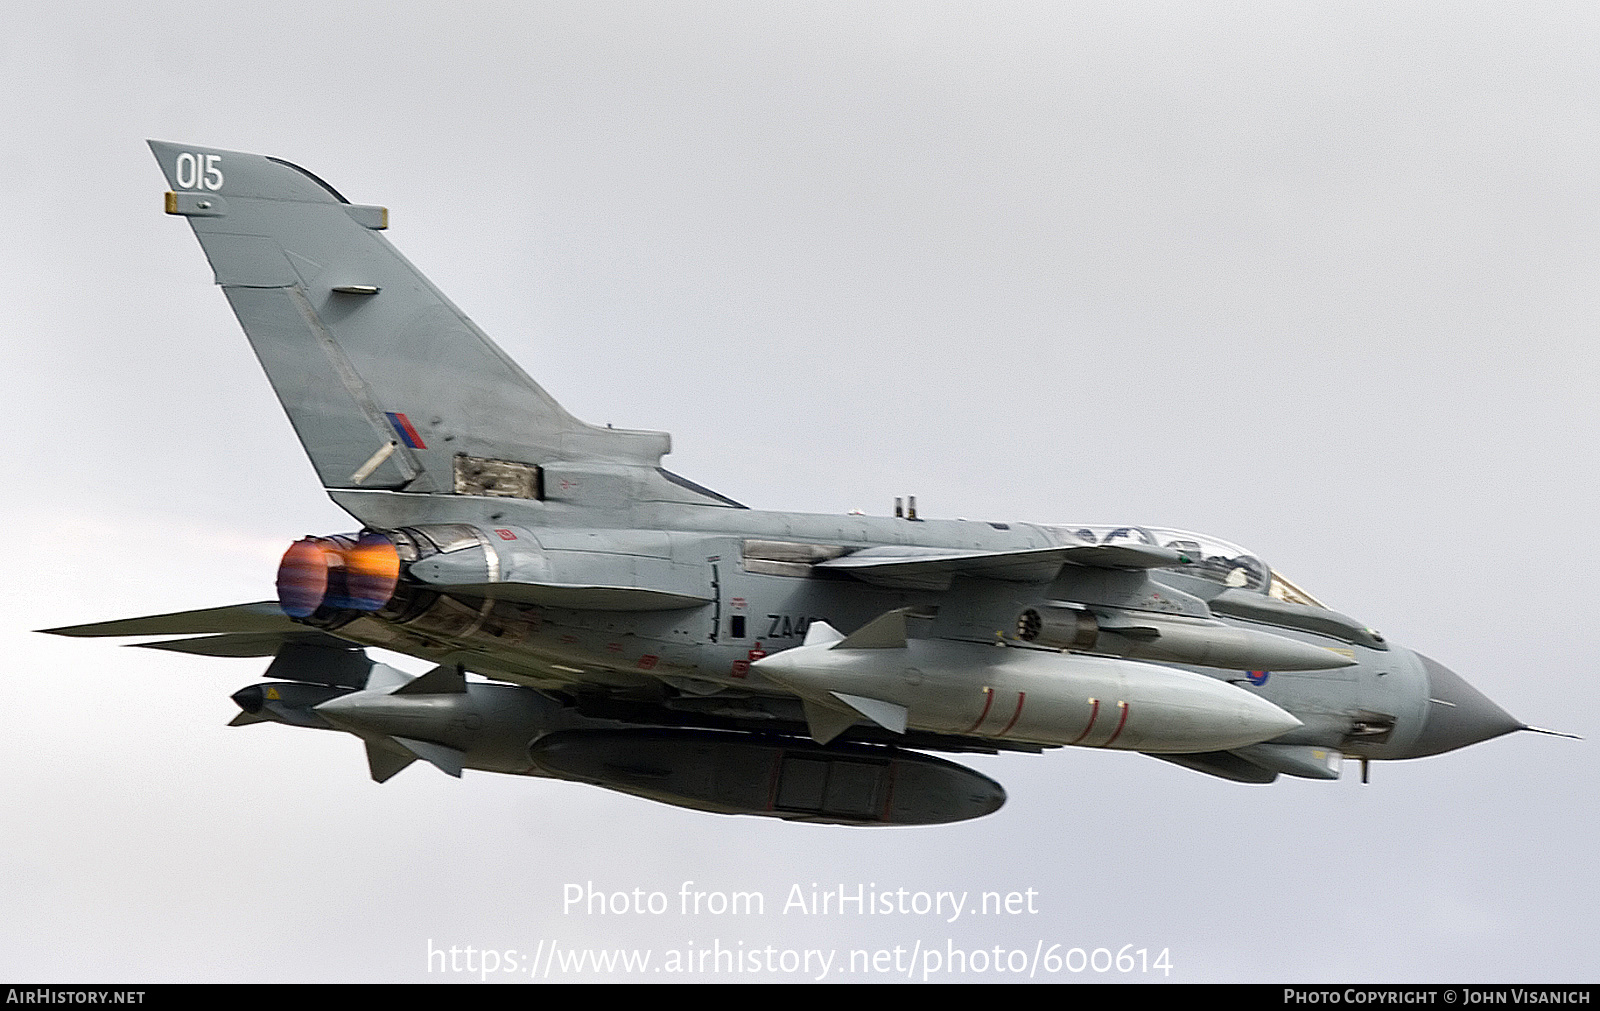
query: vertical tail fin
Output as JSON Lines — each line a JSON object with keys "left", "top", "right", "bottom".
{"left": 148, "top": 141, "right": 670, "bottom": 495}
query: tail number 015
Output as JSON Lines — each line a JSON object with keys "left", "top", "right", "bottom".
{"left": 174, "top": 152, "right": 223, "bottom": 191}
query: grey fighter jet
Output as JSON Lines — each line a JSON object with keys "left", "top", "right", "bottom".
{"left": 42, "top": 142, "right": 1562, "bottom": 825}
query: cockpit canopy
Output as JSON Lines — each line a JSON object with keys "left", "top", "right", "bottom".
{"left": 1049, "top": 524, "right": 1325, "bottom": 608}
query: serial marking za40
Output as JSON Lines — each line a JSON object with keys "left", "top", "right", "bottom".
{"left": 44, "top": 142, "right": 1566, "bottom": 826}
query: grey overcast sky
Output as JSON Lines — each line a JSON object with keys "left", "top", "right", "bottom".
{"left": 2, "top": 2, "right": 1596, "bottom": 982}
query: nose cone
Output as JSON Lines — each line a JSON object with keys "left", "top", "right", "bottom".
{"left": 1401, "top": 652, "right": 1523, "bottom": 758}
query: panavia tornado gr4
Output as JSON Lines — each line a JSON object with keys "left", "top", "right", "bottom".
{"left": 43, "top": 142, "right": 1561, "bottom": 826}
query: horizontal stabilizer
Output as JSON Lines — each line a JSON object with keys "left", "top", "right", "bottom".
{"left": 40, "top": 601, "right": 296, "bottom": 637}
{"left": 421, "top": 581, "right": 710, "bottom": 611}
{"left": 132, "top": 630, "right": 355, "bottom": 657}
{"left": 830, "top": 692, "right": 908, "bottom": 734}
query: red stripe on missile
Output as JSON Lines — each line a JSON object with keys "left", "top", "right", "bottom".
{"left": 997, "top": 691, "right": 1027, "bottom": 736}
{"left": 1068, "top": 698, "right": 1101, "bottom": 745}
{"left": 1102, "top": 701, "right": 1131, "bottom": 747}
{"left": 964, "top": 687, "right": 995, "bottom": 732}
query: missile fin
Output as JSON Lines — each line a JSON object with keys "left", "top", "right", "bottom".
{"left": 836, "top": 609, "right": 909, "bottom": 649}
{"left": 265, "top": 641, "right": 373, "bottom": 688}
{"left": 392, "top": 736, "right": 466, "bottom": 777}
{"left": 365, "top": 739, "right": 417, "bottom": 783}
{"left": 802, "top": 620, "right": 845, "bottom": 647}
{"left": 363, "top": 663, "right": 413, "bottom": 692}
{"left": 830, "top": 692, "right": 908, "bottom": 734}
{"left": 393, "top": 663, "right": 467, "bottom": 695}
{"left": 227, "top": 710, "right": 270, "bottom": 727}
{"left": 801, "top": 699, "right": 858, "bottom": 745}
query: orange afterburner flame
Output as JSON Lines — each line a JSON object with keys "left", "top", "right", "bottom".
{"left": 276, "top": 531, "right": 399, "bottom": 618}
{"left": 345, "top": 531, "right": 401, "bottom": 610}
{"left": 277, "top": 537, "right": 335, "bottom": 618}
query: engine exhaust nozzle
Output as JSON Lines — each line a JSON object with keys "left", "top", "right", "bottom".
{"left": 276, "top": 531, "right": 400, "bottom": 618}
